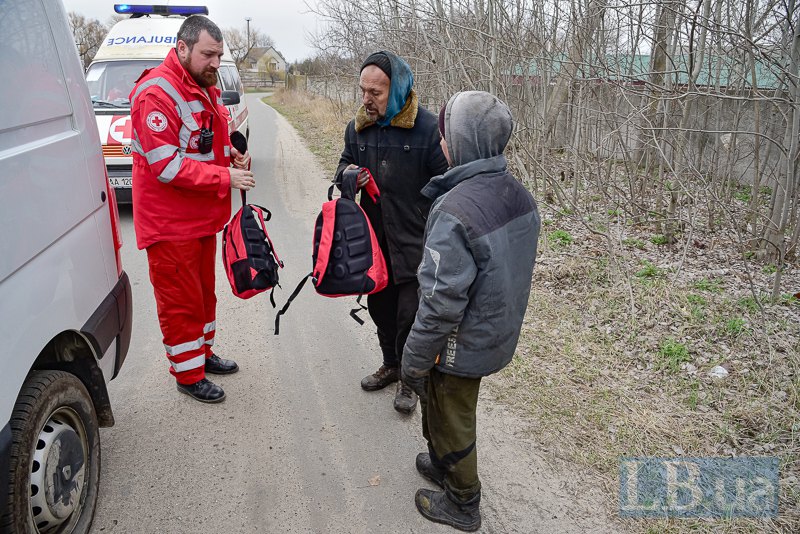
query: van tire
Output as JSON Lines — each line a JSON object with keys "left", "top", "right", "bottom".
{"left": 0, "top": 371, "right": 100, "bottom": 534}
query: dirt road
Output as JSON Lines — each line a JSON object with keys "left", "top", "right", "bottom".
{"left": 89, "top": 94, "right": 623, "bottom": 533}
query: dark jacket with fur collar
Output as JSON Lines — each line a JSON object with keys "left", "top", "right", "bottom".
{"left": 335, "top": 90, "right": 449, "bottom": 284}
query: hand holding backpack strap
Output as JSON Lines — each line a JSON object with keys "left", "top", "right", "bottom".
{"left": 333, "top": 167, "right": 379, "bottom": 203}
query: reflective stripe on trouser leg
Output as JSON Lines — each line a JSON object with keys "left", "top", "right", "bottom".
{"left": 199, "top": 235, "right": 217, "bottom": 358}
{"left": 164, "top": 336, "right": 206, "bottom": 374}
{"left": 424, "top": 367, "right": 482, "bottom": 501}
{"left": 147, "top": 238, "right": 211, "bottom": 385}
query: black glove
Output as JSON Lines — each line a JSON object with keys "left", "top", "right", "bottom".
{"left": 401, "top": 365, "right": 429, "bottom": 403}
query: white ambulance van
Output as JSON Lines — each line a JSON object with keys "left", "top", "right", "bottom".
{"left": 1, "top": 0, "right": 132, "bottom": 531}
{"left": 86, "top": 4, "right": 249, "bottom": 203}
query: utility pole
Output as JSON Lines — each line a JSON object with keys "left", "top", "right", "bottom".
{"left": 245, "top": 17, "right": 251, "bottom": 52}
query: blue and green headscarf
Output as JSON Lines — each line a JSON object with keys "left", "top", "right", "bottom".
{"left": 361, "top": 51, "right": 414, "bottom": 126}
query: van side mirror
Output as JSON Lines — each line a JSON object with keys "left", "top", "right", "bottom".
{"left": 221, "top": 90, "right": 240, "bottom": 106}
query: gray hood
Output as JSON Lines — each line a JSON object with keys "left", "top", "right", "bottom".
{"left": 443, "top": 91, "right": 513, "bottom": 167}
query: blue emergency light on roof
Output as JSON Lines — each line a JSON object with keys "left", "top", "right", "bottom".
{"left": 114, "top": 4, "right": 209, "bottom": 16}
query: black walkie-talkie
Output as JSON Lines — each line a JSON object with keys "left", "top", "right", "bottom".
{"left": 198, "top": 114, "right": 214, "bottom": 154}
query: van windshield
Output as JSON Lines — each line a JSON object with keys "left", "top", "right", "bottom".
{"left": 86, "top": 60, "right": 161, "bottom": 108}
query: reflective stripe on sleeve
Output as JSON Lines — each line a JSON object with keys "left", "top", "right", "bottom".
{"left": 170, "top": 353, "right": 206, "bottom": 373}
{"left": 144, "top": 144, "right": 179, "bottom": 165}
{"left": 224, "top": 145, "right": 230, "bottom": 157}
{"left": 164, "top": 336, "right": 205, "bottom": 357}
{"left": 159, "top": 153, "right": 185, "bottom": 183}
{"left": 131, "top": 129, "right": 144, "bottom": 156}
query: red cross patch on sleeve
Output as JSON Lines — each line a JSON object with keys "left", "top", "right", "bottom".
{"left": 146, "top": 111, "right": 168, "bottom": 132}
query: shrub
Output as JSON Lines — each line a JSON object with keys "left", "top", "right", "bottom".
{"left": 635, "top": 260, "right": 661, "bottom": 279}
{"left": 548, "top": 229, "right": 574, "bottom": 247}
{"left": 657, "top": 338, "right": 691, "bottom": 372}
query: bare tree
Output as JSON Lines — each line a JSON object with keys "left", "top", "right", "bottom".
{"left": 68, "top": 12, "right": 107, "bottom": 68}
{"left": 307, "top": 0, "right": 799, "bottom": 291}
{"left": 223, "top": 25, "right": 275, "bottom": 70}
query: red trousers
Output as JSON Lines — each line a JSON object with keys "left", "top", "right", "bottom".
{"left": 146, "top": 236, "right": 217, "bottom": 385}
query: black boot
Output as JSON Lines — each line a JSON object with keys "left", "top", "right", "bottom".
{"left": 205, "top": 354, "right": 239, "bottom": 374}
{"left": 177, "top": 378, "right": 226, "bottom": 403}
{"left": 393, "top": 381, "right": 418, "bottom": 414}
{"left": 415, "top": 452, "right": 445, "bottom": 488}
{"left": 414, "top": 488, "right": 481, "bottom": 532}
{"left": 360, "top": 365, "right": 398, "bottom": 391}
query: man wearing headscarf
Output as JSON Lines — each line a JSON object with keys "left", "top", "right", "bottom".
{"left": 335, "top": 51, "right": 448, "bottom": 414}
{"left": 401, "top": 91, "right": 541, "bottom": 531}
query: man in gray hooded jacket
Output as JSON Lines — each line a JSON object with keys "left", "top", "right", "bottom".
{"left": 401, "top": 91, "right": 540, "bottom": 531}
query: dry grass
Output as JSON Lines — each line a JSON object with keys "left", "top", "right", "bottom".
{"left": 490, "top": 207, "right": 800, "bottom": 533}
{"left": 264, "top": 88, "right": 800, "bottom": 533}
{"left": 263, "top": 89, "right": 354, "bottom": 178}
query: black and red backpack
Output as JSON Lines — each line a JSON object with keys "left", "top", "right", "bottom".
{"left": 274, "top": 167, "right": 388, "bottom": 333}
{"left": 222, "top": 200, "right": 283, "bottom": 300}
{"left": 221, "top": 131, "right": 283, "bottom": 302}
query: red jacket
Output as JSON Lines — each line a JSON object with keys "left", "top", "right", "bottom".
{"left": 130, "top": 49, "right": 233, "bottom": 249}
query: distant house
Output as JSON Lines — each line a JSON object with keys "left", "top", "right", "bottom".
{"left": 242, "top": 46, "right": 287, "bottom": 74}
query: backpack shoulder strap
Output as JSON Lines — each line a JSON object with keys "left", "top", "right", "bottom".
{"left": 333, "top": 168, "right": 359, "bottom": 200}
{"left": 274, "top": 273, "right": 312, "bottom": 335}
{"left": 250, "top": 204, "right": 283, "bottom": 268}
{"left": 348, "top": 291, "right": 368, "bottom": 325}
{"left": 311, "top": 200, "right": 338, "bottom": 287}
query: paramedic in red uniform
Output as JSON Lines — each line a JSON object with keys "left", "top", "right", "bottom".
{"left": 130, "top": 15, "right": 254, "bottom": 403}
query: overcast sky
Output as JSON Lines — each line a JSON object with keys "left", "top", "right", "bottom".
{"left": 62, "top": 0, "right": 320, "bottom": 62}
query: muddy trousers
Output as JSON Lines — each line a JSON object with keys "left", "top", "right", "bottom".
{"left": 146, "top": 236, "right": 217, "bottom": 385}
{"left": 421, "top": 368, "right": 483, "bottom": 502}
{"left": 367, "top": 279, "right": 419, "bottom": 368}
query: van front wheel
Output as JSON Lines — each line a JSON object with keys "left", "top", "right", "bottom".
{"left": 0, "top": 371, "right": 100, "bottom": 534}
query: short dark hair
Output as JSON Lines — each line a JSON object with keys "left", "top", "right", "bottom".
{"left": 176, "top": 15, "right": 223, "bottom": 51}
